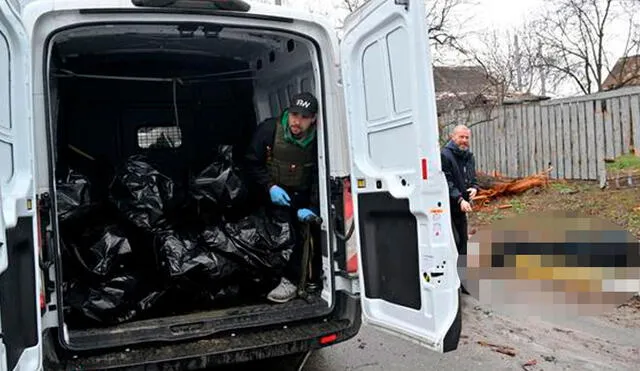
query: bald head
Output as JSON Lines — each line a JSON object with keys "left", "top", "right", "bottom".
{"left": 451, "top": 125, "right": 471, "bottom": 150}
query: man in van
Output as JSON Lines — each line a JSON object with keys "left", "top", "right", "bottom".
{"left": 441, "top": 124, "right": 479, "bottom": 272}
{"left": 244, "top": 92, "right": 322, "bottom": 303}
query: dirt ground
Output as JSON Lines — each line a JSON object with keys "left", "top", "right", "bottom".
{"left": 458, "top": 294, "right": 640, "bottom": 370}
{"left": 469, "top": 179, "right": 640, "bottom": 238}
{"left": 461, "top": 178, "right": 640, "bottom": 370}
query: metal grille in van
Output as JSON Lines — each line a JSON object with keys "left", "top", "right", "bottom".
{"left": 137, "top": 126, "right": 183, "bottom": 149}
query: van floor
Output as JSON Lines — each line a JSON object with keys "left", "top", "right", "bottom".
{"left": 67, "top": 294, "right": 327, "bottom": 350}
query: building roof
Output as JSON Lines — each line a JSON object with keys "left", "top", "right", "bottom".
{"left": 433, "top": 66, "right": 495, "bottom": 94}
{"left": 433, "top": 66, "right": 498, "bottom": 114}
{"left": 602, "top": 55, "right": 640, "bottom": 91}
{"left": 433, "top": 65, "right": 548, "bottom": 114}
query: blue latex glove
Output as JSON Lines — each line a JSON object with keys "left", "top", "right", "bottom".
{"left": 297, "top": 208, "right": 318, "bottom": 222}
{"left": 269, "top": 185, "right": 291, "bottom": 206}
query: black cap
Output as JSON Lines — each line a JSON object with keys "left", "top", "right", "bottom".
{"left": 288, "top": 92, "right": 318, "bottom": 117}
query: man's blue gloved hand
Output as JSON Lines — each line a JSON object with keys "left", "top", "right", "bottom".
{"left": 297, "top": 208, "right": 318, "bottom": 222}
{"left": 269, "top": 185, "right": 291, "bottom": 206}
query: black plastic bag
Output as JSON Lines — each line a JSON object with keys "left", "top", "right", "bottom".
{"left": 64, "top": 274, "right": 165, "bottom": 325}
{"left": 215, "top": 208, "right": 296, "bottom": 273}
{"left": 56, "top": 170, "right": 93, "bottom": 223}
{"left": 191, "top": 145, "right": 248, "bottom": 212}
{"left": 156, "top": 227, "right": 242, "bottom": 282}
{"left": 67, "top": 225, "right": 134, "bottom": 278}
{"left": 109, "top": 155, "right": 174, "bottom": 231}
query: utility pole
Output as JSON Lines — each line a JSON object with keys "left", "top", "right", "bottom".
{"left": 514, "top": 34, "right": 522, "bottom": 92}
{"left": 539, "top": 41, "right": 546, "bottom": 96}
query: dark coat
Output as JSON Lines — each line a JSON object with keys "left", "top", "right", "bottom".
{"left": 440, "top": 140, "right": 479, "bottom": 216}
{"left": 243, "top": 115, "right": 319, "bottom": 213}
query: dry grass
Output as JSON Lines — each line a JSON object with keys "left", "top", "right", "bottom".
{"left": 468, "top": 179, "right": 640, "bottom": 239}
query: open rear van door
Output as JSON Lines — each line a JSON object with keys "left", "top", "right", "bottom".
{"left": 340, "top": 0, "right": 461, "bottom": 353}
{"left": 1, "top": 0, "right": 42, "bottom": 370}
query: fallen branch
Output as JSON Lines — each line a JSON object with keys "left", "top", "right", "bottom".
{"left": 522, "top": 359, "right": 538, "bottom": 370}
{"left": 472, "top": 167, "right": 553, "bottom": 210}
{"left": 477, "top": 340, "right": 517, "bottom": 357}
{"left": 552, "top": 327, "right": 573, "bottom": 334}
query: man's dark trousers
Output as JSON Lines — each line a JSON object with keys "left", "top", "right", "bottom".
{"left": 269, "top": 194, "right": 322, "bottom": 288}
{"left": 451, "top": 213, "right": 468, "bottom": 256}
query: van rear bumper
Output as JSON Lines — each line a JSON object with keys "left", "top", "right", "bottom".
{"left": 44, "top": 291, "right": 361, "bottom": 370}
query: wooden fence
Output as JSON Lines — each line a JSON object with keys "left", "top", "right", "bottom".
{"left": 439, "top": 86, "right": 640, "bottom": 184}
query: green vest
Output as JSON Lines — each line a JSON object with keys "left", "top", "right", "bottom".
{"left": 267, "top": 120, "right": 316, "bottom": 191}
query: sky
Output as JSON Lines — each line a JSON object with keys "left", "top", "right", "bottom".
{"left": 474, "top": 0, "right": 544, "bottom": 30}
{"left": 257, "top": 0, "right": 634, "bottom": 97}
{"left": 260, "top": 0, "right": 546, "bottom": 31}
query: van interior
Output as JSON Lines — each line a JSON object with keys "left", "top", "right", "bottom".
{"left": 45, "top": 23, "right": 332, "bottom": 351}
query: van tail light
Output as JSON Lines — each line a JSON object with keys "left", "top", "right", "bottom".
{"left": 421, "top": 158, "right": 428, "bottom": 180}
{"left": 343, "top": 178, "right": 358, "bottom": 274}
{"left": 39, "top": 292, "right": 46, "bottom": 312}
{"left": 319, "top": 333, "right": 338, "bottom": 345}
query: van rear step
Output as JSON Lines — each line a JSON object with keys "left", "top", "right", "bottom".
{"left": 48, "top": 317, "right": 354, "bottom": 371}
{"left": 47, "top": 292, "right": 361, "bottom": 371}
{"left": 65, "top": 296, "right": 329, "bottom": 351}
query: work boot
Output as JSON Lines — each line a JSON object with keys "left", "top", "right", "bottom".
{"left": 267, "top": 277, "right": 298, "bottom": 303}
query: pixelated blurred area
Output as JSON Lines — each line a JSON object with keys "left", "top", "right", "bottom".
{"left": 461, "top": 210, "right": 640, "bottom": 319}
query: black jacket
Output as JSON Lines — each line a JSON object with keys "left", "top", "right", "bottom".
{"left": 440, "top": 140, "right": 479, "bottom": 215}
{"left": 243, "top": 116, "right": 319, "bottom": 212}
{"left": 244, "top": 117, "right": 279, "bottom": 193}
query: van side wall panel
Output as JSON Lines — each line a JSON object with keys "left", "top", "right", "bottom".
{"left": 0, "top": 217, "right": 39, "bottom": 371}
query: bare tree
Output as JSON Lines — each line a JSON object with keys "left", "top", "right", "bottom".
{"left": 600, "top": 16, "right": 640, "bottom": 90}
{"left": 337, "top": 0, "right": 472, "bottom": 54}
{"left": 534, "top": 0, "right": 640, "bottom": 95}
{"left": 426, "top": 0, "right": 475, "bottom": 50}
{"left": 340, "top": 0, "right": 366, "bottom": 12}
{"left": 460, "top": 24, "right": 548, "bottom": 100}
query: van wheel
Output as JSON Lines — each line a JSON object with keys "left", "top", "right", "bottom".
{"left": 442, "top": 289, "right": 462, "bottom": 352}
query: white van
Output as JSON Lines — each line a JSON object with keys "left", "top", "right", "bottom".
{"left": 0, "top": 0, "right": 462, "bottom": 369}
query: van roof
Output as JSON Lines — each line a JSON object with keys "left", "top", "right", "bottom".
{"left": 19, "top": 0, "right": 336, "bottom": 31}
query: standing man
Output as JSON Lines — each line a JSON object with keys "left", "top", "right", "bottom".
{"left": 244, "top": 92, "right": 322, "bottom": 303}
{"left": 441, "top": 124, "right": 479, "bottom": 259}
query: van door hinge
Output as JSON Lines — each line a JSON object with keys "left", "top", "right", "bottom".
{"left": 39, "top": 192, "right": 52, "bottom": 211}
{"left": 395, "top": 0, "right": 409, "bottom": 10}
{"left": 37, "top": 193, "right": 56, "bottom": 296}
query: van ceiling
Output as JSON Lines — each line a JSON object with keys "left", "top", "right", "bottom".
{"left": 52, "top": 24, "right": 288, "bottom": 62}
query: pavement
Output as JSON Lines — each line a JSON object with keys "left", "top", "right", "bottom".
{"left": 219, "top": 294, "right": 639, "bottom": 371}
{"left": 305, "top": 294, "right": 640, "bottom": 371}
